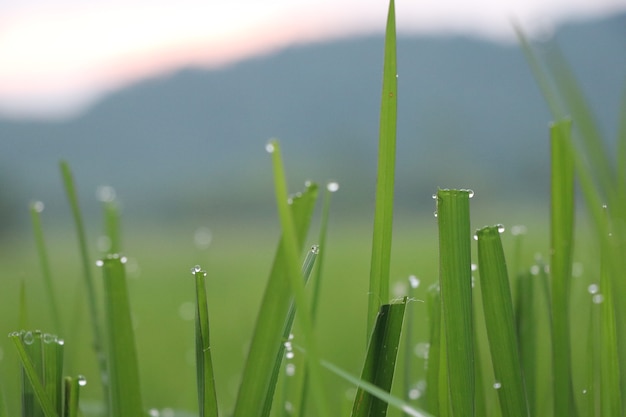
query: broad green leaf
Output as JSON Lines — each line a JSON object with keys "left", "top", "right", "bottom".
{"left": 476, "top": 226, "right": 529, "bottom": 417}
{"left": 436, "top": 189, "right": 474, "bottom": 417}
{"left": 98, "top": 254, "right": 143, "bottom": 417}
{"left": 352, "top": 299, "right": 407, "bottom": 417}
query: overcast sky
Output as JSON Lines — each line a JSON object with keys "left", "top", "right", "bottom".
{"left": 1, "top": 0, "right": 624, "bottom": 119}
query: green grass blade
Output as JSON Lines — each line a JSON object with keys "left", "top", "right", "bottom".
{"left": 59, "top": 162, "right": 107, "bottom": 401}
{"left": 261, "top": 245, "right": 319, "bottom": 417}
{"left": 9, "top": 332, "right": 59, "bottom": 417}
{"left": 476, "top": 225, "right": 529, "bottom": 417}
{"left": 63, "top": 376, "right": 81, "bottom": 417}
{"left": 318, "top": 357, "right": 434, "bottom": 417}
{"left": 368, "top": 0, "right": 397, "bottom": 333}
{"left": 352, "top": 298, "right": 407, "bottom": 417}
{"left": 436, "top": 189, "right": 474, "bottom": 417}
{"left": 515, "top": 271, "right": 538, "bottom": 417}
{"left": 42, "top": 334, "right": 63, "bottom": 416}
{"left": 232, "top": 168, "right": 318, "bottom": 417}
{"left": 98, "top": 254, "right": 143, "bottom": 417}
{"left": 102, "top": 197, "right": 122, "bottom": 254}
{"left": 265, "top": 139, "right": 330, "bottom": 417}
{"left": 598, "top": 218, "right": 622, "bottom": 416}
{"left": 549, "top": 120, "right": 577, "bottom": 417}
{"left": 424, "top": 284, "right": 441, "bottom": 416}
{"left": 30, "top": 202, "right": 62, "bottom": 334}
{"left": 192, "top": 266, "right": 219, "bottom": 417}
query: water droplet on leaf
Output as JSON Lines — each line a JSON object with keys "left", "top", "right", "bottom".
{"left": 327, "top": 182, "right": 340, "bottom": 192}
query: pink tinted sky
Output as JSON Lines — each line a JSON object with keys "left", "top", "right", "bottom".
{"left": 0, "top": 0, "right": 624, "bottom": 120}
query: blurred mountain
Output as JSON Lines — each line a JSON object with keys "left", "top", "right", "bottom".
{"left": 1, "top": 13, "right": 625, "bottom": 232}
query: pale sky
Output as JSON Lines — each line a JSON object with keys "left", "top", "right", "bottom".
{"left": 1, "top": 0, "right": 625, "bottom": 120}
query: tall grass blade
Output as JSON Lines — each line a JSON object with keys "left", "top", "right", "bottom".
{"left": 424, "top": 284, "right": 441, "bottom": 415}
{"left": 351, "top": 298, "right": 407, "bottom": 417}
{"left": 265, "top": 139, "right": 330, "bottom": 417}
{"left": 515, "top": 271, "right": 537, "bottom": 417}
{"left": 9, "top": 332, "right": 59, "bottom": 417}
{"left": 59, "top": 162, "right": 107, "bottom": 401}
{"left": 232, "top": 157, "right": 318, "bottom": 417}
{"left": 262, "top": 245, "right": 319, "bottom": 417}
{"left": 192, "top": 266, "right": 219, "bottom": 417}
{"left": 598, "top": 214, "right": 623, "bottom": 416}
{"left": 476, "top": 225, "right": 529, "bottom": 417}
{"left": 42, "top": 334, "right": 63, "bottom": 416}
{"left": 98, "top": 254, "right": 143, "bottom": 417}
{"left": 436, "top": 189, "right": 474, "bottom": 417}
{"left": 30, "top": 202, "right": 62, "bottom": 334}
{"left": 549, "top": 119, "right": 577, "bottom": 417}
{"left": 368, "top": 0, "right": 398, "bottom": 333}
{"left": 63, "top": 376, "right": 84, "bottom": 417}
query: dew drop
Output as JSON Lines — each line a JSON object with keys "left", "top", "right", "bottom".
{"left": 33, "top": 201, "right": 45, "bottom": 213}
{"left": 194, "top": 227, "right": 213, "bottom": 249}
{"left": 414, "top": 342, "right": 430, "bottom": 359}
{"left": 310, "top": 245, "right": 320, "bottom": 255}
{"left": 530, "top": 265, "right": 540, "bottom": 275}
{"left": 57, "top": 339, "right": 65, "bottom": 346}
{"left": 408, "top": 275, "right": 420, "bottom": 289}
{"left": 43, "top": 333, "right": 57, "bottom": 344}
{"left": 304, "top": 180, "right": 313, "bottom": 188}
{"left": 190, "top": 265, "right": 202, "bottom": 275}
{"left": 582, "top": 389, "right": 588, "bottom": 395}
{"left": 327, "top": 182, "right": 340, "bottom": 192}
{"left": 286, "top": 363, "right": 296, "bottom": 377}
{"left": 23, "top": 331, "right": 34, "bottom": 345}
{"left": 284, "top": 401, "right": 293, "bottom": 413}
{"left": 496, "top": 224, "right": 505, "bottom": 233}
{"left": 286, "top": 351, "right": 295, "bottom": 360}
{"left": 471, "top": 263, "right": 478, "bottom": 272}
{"left": 96, "top": 186, "right": 116, "bottom": 202}
{"left": 593, "top": 294, "right": 605, "bottom": 304}
{"left": 96, "top": 259, "right": 104, "bottom": 267}
{"left": 265, "top": 142, "right": 275, "bottom": 153}
{"left": 466, "top": 189, "right": 475, "bottom": 198}
{"left": 473, "top": 234, "right": 478, "bottom": 241}
{"left": 587, "top": 284, "right": 599, "bottom": 295}
{"left": 77, "top": 375, "right": 87, "bottom": 386}
{"left": 284, "top": 341, "right": 292, "bottom": 350}
{"left": 431, "top": 193, "right": 437, "bottom": 200}
{"left": 120, "top": 256, "right": 127, "bottom": 264}
{"left": 433, "top": 211, "right": 438, "bottom": 218}
{"left": 148, "top": 409, "right": 161, "bottom": 417}
{"left": 408, "top": 388, "right": 421, "bottom": 400}
{"left": 288, "top": 333, "right": 294, "bottom": 340}
{"left": 493, "top": 381, "right": 502, "bottom": 390}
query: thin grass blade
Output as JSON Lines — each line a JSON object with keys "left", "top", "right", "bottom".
{"left": 351, "top": 298, "right": 407, "bottom": 417}
{"left": 98, "top": 254, "right": 143, "bottom": 417}
{"left": 42, "top": 334, "right": 63, "bottom": 416}
{"left": 476, "top": 225, "right": 529, "bottom": 417}
{"left": 192, "top": 266, "right": 219, "bottom": 417}
{"left": 30, "top": 202, "right": 62, "bottom": 334}
{"left": 515, "top": 270, "right": 538, "bottom": 417}
{"left": 424, "top": 284, "right": 441, "bottom": 415}
{"left": 232, "top": 168, "right": 318, "bottom": 417}
{"left": 436, "top": 189, "right": 474, "bottom": 417}
{"left": 368, "top": 0, "right": 397, "bottom": 333}
{"left": 549, "top": 120, "right": 577, "bottom": 417}
{"left": 265, "top": 140, "right": 330, "bottom": 417}
{"left": 9, "top": 333, "right": 59, "bottom": 417}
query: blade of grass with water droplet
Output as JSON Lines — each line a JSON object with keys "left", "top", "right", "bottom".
{"left": 59, "top": 162, "right": 107, "bottom": 403}
{"left": 30, "top": 203, "right": 62, "bottom": 334}
{"left": 42, "top": 334, "right": 63, "bottom": 416}
{"left": 64, "top": 376, "right": 80, "bottom": 417}
{"left": 436, "top": 189, "right": 474, "bottom": 417}
{"left": 549, "top": 120, "right": 577, "bottom": 417}
{"left": 232, "top": 167, "right": 318, "bottom": 417}
{"left": 193, "top": 267, "right": 219, "bottom": 417}
{"left": 476, "top": 226, "right": 529, "bottom": 417}
{"left": 352, "top": 298, "right": 407, "bottom": 417}
{"left": 265, "top": 139, "right": 330, "bottom": 417}
{"left": 368, "top": 0, "right": 397, "bottom": 333}
{"left": 99, "top": 255, "right": 143, "bottom": 417}
{"left": 9, "top": 333, "right": 59, "bottom": 417}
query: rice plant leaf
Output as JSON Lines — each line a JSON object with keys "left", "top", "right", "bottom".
{"left": 368, "top": 0, "right": 397, "bottom": 333}
{"left": 424, "top": 284, "right": 441, "bottom": 415}
{"left": 59, "top": 162, "right": 107, "bottom": 401}
{"left": 436, "top": 189, "right": 474, "bottom": 417}
{"left": 261, "top": 245, "right": 319, "bottom": 417}
{"left": 476, "top": 226, "right": 529, "bottom": 417}
{"left": 193, "top": 267, "right": 219, "bottom": 417}
{"left": 9, "top": 333, "right": 59, "bottom": 417}
{"left": 549, "top": 120, "right": 577, "bottom": 417}
{"left": 598, "top": 217, "right": 623, "bottom": 416}
{"left": 232, "top": 170, "right": 318, "bottom": 417}
{"left": 319, "top": 356, "right": 433, "bottom": 417}
{"left": 265, "top": 140, "right": 330, "bottom": 417}
{"left": 98, "top": 254, "right": 143, "bottom": 417}
{"left": 30, "top": 203, "right": 62, "bottom": 334}
{"left": 352, "top": 298, "right": 407, "bottom": 417}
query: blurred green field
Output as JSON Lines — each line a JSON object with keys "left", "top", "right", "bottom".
{"left": 0, "top": 199, "right": 586, "bottom": 416}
